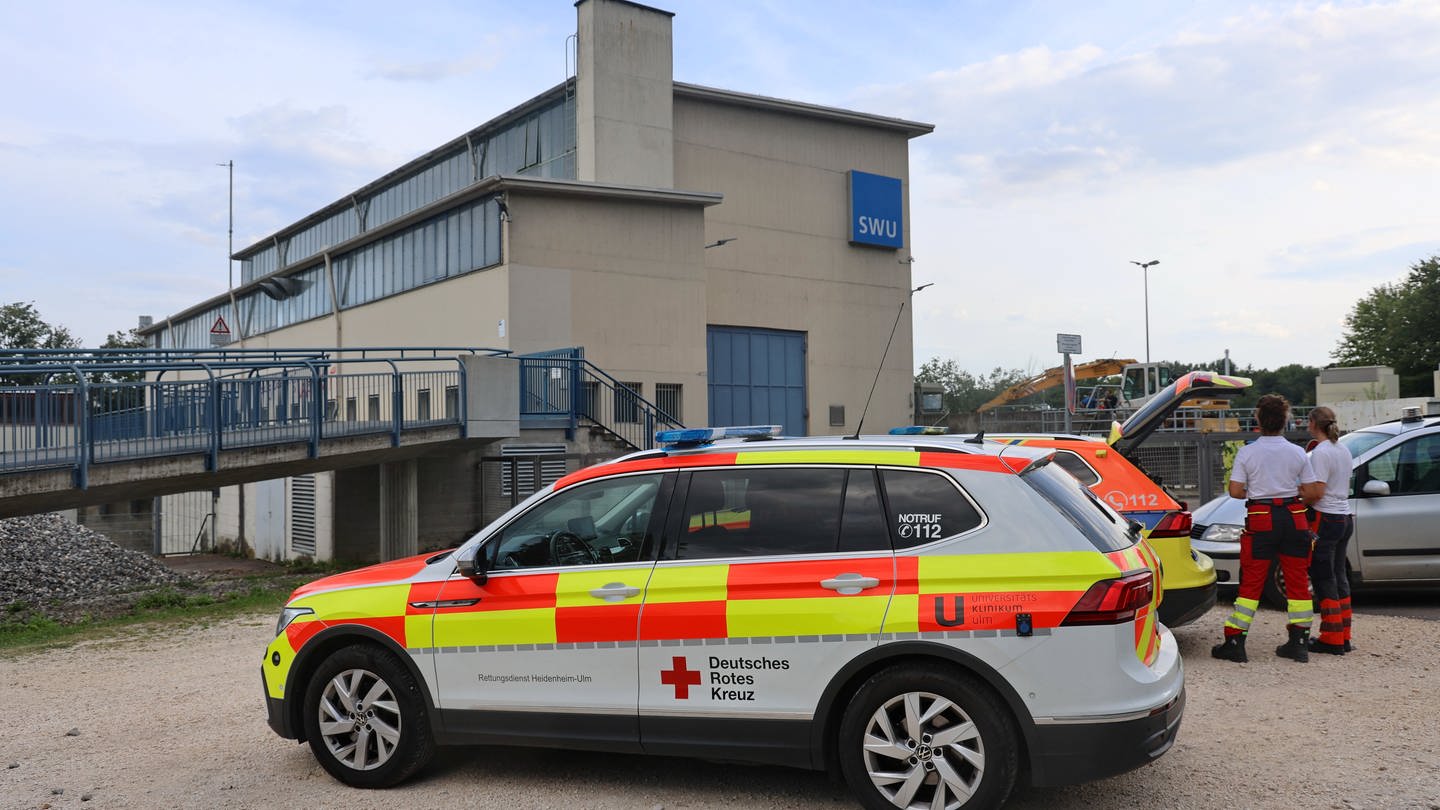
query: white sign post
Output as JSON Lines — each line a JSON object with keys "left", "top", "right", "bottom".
{"left": 1057, "top": 333, "right": 1082, "bottom": 433}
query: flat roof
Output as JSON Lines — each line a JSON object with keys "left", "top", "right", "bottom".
{"left": 674, "top": 82, "right": 934, "bottom": 138}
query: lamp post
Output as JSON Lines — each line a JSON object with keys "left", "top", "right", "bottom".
{"left": 1130, "top": 259, "right": 1160, "bottom": 362}
{"left": 217, "top": 160, "right": 233, "bottom": 289}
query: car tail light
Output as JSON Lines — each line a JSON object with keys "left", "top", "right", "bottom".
{"left": 1149, "top": 510, "right": 1193, "bottom": 538}
{"left": 1061, "top": 571, "right": 1154, "bottom": 626}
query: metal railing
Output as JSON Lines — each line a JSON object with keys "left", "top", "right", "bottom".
{"left": 979, "top": 404, "right": 1316, "bottom": 437}
{"left": 2, "top": 346, "right": 683, "bottom": 489}
{"left": 0, "top": 348, "right": 503, "bottom": 488}
{"left": 518, "top": 348, "right": 682, "bottom": 450}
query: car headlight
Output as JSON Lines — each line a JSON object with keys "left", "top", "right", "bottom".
{"left": 276, "top": 606, "right": 314, "bottom": 636}
{"left": 1201, "top": 524, "right": 1243, "bottom": 544}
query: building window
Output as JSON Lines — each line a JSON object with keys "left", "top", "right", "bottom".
{"left": 367, "top": 394, "right": 381, "bottom": 423}
{"left": 345, "top": 397, "right": 357, "bottom": 422}
{"left": 829, "top": 405, "right": 846, "bottom": 427}
{"left": 445, "top": 385, "right": 459, "bottom": 419}
{"left": 615, "top": 382, "right": 642, "bottom": 424}
{"left": 656, "top": 383, "right": 682, "bottom": 423}
{"left": 417, "top": 389, "right": 431, "bottom": 422}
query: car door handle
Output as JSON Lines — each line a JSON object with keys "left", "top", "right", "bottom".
{"left": 820, "top": 573, "right": 881, "bottom": 595}
{"left": 589, "top": 582, "right": 642, "bottom": 602}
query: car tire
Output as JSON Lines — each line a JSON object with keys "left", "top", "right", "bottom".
{"left": 303, "top": 643, "right": 435, "bottom": 788}
{"left": 838, "top": 664, "right": 1018, "bottom": 810}
{"left": 1261, "top": 563, "right": 1287, "bottom": 610}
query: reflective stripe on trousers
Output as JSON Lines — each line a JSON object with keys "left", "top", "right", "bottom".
{"left": 1225, "top": 597, "right": 1259, "bottom": 633}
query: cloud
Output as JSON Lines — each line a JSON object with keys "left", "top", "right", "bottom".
{"left": 858, "top": 3, "right": 1440, "bottom": 200}
{"left": 364, "top": 46, "right": 505, "bottom": 83}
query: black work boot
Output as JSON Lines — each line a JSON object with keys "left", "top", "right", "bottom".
{"left": 1211, "top": 635, "right": 1247, "bottom": 663}
{"left": 1276, "top": 625, "right": 1310, "bottom": 663}
{"left": 1308, "top": 637, "right": 1346, "bottom": 656}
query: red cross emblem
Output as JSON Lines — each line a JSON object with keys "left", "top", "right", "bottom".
{"left": 659, "top": 656, "right": 701, "bottom": 699}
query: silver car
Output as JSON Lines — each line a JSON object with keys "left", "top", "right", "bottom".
{"left": 1191, "top": 410, "right": 1440, "bottom": 604}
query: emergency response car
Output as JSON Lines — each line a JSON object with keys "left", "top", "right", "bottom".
{"left": 982, "top": 369, "right": 1248, "bottom": 628}
{"left": 262, "top": 427, "right": 1185, "bottom": 810}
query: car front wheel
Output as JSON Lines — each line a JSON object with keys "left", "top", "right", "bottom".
{"left": 839, "top": 664, "right": 1018, "bottom": 810}
{"left": 302, "top": 643, "right": 435, "bottom": 788}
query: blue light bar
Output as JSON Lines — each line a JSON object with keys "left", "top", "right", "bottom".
{"left": 888, "top": 426, "right": 948, "bottom": 435}
{"left": 655, "top": 425, "right": 782, "bottom": 447}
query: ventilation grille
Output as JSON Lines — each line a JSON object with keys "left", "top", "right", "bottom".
{"left": 291, "top": 474, "right": 317, "bottom": 556}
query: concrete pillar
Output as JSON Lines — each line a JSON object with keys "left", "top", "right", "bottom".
{"left": 379, "top": 459, "right": 418, "bottom": 561}
{"left": 575, "top": 0, "right": 675, "bottom": 188}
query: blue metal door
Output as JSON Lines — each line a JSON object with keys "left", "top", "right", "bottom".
{"left": 707, "top": 326, "right": 806, "bottom": 436}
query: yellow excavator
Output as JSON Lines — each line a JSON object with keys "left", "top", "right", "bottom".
{"left": 976, "top": 358, "right": 1136, "bottom": 414}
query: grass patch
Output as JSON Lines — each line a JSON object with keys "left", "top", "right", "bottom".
{"left": 0, "top": 575, "right": 316, "bottom": 652}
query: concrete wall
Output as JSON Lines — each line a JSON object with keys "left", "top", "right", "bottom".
{"left": 576, "top": 0, "right": 674, "bottom": 187}
{"left": 76, "top": 500, "right": 153, "bottom": 554}
{"left": 507, "top": 192, "right": 709, "bottom": 424}
{"left": 231, "top": 265, "right": 511, "bottom": 351}
{"left": 674, "top": 95, "right": 917, "bottom": 434}
{"left": 333, "top": 465, "right": 379, "bottom": 562}
{"left": 1316, "top": 365, "right": 1402, "bottom": 403}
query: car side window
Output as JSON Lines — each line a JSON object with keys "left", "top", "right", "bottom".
{"left": 881, "top": 469, "right": 983, "bottom": 548}
{"left": 1374, "top": 434, "right": 1440, "bottom": 495}
{"left": 1049, "top": 450, "right": 1101, "bottom": 487}
{"left": 673, "top": 467, "right": 888, "bottom": 560}
{"left": 487, "top": 474, "right": 663, "bottom": 569}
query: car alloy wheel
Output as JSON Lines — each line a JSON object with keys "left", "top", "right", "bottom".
{"left": 862, "top": 690, "right": 984, "bottom": 808}
{"left": 302, "top": 643, "right": 434, "bottom": 788}
{"left": 839, "top": 664, "right": 1017, "bottom": 810}
{"left": 317, "top": 667, "right": 403, "bottom": 771}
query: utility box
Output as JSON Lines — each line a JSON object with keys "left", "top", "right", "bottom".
{"left": 462, "top": 355, "right": 520, "bottom": 439}
{"left": 914, "top": 382, "right": 945, "bottom": 425}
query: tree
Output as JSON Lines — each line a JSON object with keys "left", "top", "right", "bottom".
{"left": 916, "top": 358, "right": 1030, "bottom": 413}
{"left": 1334, "top": 254, "right": 1440, "bottom": 396}
{"left": 95, "top": 327, "right": 149, "bottom": 383}
{"left": 0, "top": 301, "right": 79, "bottom": 352}
{"left": 0, "top": 302, "right": 81, "bottom": 385}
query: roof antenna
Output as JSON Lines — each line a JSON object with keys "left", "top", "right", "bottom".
{"left": 854, "top": 282, "right": 932, "bottom": 439}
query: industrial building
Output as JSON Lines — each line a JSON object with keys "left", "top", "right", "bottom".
{"left": 135, "top": 0, "right": 933, "bottom": 562}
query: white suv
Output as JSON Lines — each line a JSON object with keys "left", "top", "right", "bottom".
{"left": 263, "top": 427, "right": 1184, "bottom": 809}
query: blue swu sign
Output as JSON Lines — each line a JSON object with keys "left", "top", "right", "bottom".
{"left": 848, "top": 170, "right": 904, "bottom": 249}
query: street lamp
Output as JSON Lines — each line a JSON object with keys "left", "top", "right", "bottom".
{"left": 217, "top": 160, "right": 233, "bottom": 290}
{"left": 1130, "top": 259, "right": 1160, "bottom": 362}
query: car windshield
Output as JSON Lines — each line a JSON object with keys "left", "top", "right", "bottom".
{"left": 1339, "top": 430, "right": 1391, "bottom": 459}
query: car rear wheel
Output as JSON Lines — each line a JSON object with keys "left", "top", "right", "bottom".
{"left": 1261, "top": 563, "right": 1287, "bottom": 610}
{"left": 838, "top": 664, "right": 1018, "bottom": 810}
{"left": 303, "top": 643, "right": 435, "bottom": 788}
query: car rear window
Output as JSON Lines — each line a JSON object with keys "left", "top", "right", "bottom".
{"left": 1049, "top": 450, "right": 1100, "bottom": 486}
{"left": 674, "top": 467, "right": 891, "bottom": 559}
{"left": 1021, "top": 461, "right": 1136, "bottom": 552}
{"left": 881, "top": 469, "right": 984, "bottom": 548}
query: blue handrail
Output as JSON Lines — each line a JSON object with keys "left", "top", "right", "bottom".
{"left": 516, "top": 349, "right": 682, "bottom": 450}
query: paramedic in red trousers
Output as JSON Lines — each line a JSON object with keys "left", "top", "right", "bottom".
{"left": 1306, "top": 406, "right": 1355, "bottom": 654}
{"left": 1212, "top": 394, "right": 1322, "bottom": 663}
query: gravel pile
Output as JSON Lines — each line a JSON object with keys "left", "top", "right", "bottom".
{"left": 0, "top": 513, "right": 189, "bottom": 610}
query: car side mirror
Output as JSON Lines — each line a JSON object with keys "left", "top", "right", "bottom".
{"left": 1362, "top": 479, "right": 1390, "bottom": 497}
{"left": 456, "top": 546, "right": 489, "bottom": 583}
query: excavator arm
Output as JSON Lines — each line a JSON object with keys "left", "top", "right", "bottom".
{"left": 976, "top": 358, "right": 1137, "bottom": 413}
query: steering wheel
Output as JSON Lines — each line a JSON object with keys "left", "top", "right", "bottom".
{"left": 548, "top": 530, "right": 599, "bottom": 566}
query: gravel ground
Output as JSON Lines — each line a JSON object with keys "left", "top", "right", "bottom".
{"left": 2, "top": 604, "right": 1438, "bottom": 810}
{"left": 0, "top": 514, "right": 189, "bottom": 619}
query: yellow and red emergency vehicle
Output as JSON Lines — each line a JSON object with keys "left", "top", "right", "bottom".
{"left": 263, "top": 426, "right": 1184, "bottom": 810}
{"left": 987, "top": 370, "right": 1248, "bottom": 627}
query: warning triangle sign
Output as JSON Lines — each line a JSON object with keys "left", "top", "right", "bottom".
{"left": 210, "top": 316, "right": 230, "bottom": 335}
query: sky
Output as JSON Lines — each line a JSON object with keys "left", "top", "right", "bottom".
{"left": 2, "top": 0, "right": 1438, "bottom": 376}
